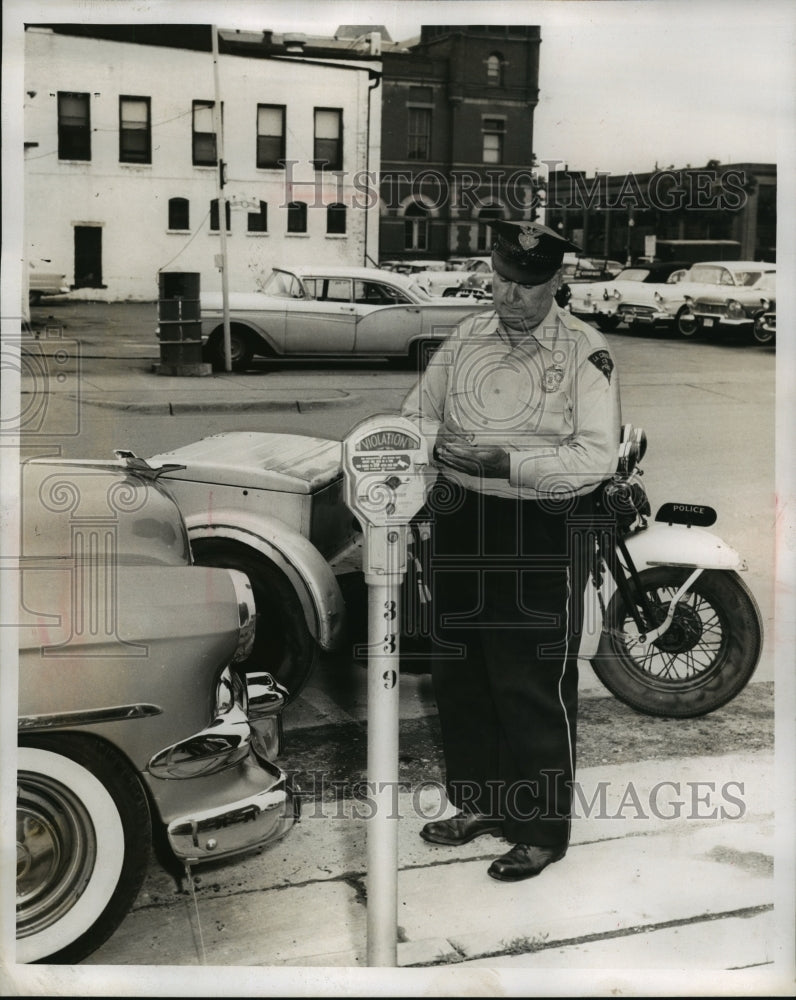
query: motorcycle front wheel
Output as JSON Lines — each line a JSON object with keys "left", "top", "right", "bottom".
{"left": 594, "top": 567, "right": 763, "bottom": 718}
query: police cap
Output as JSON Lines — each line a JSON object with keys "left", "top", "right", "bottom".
{"left": 490, "top": 220, "right": 581, "bottom": 285}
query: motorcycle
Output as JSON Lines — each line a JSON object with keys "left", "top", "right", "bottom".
{"left": 589, "top": 425, "right": 763, "bottom": 717}
{"left": 146, "top": 425, "right": 763, "bottom": 719}
{"left": 401, "top": 424, "right": 764, "bottom": 719}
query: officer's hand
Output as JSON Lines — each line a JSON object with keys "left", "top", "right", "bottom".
{"left": 434, "top": 431, "right": 510, "bottom": 478}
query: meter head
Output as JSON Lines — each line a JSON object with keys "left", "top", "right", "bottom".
{"left": 342, "top": 415, "right": 430, "bottom": 529}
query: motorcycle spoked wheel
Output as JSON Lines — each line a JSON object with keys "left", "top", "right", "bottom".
{"left": 594, "top": 567, "right": 763, "bottom": 718}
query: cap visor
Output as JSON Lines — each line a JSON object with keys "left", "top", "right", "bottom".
{"left": 492, "top": 251, "right": 558, "bottom": 286}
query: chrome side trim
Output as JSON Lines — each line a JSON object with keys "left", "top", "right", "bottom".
{"left": 18, "top": 703, "right": 162, "bottom": 731}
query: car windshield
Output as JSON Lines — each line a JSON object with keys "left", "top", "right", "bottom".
{"left": 261, "top": 269, "right": 304, "bottom": 298}
{"left": 616, "top": 269, "right": 650, "bottom": 282}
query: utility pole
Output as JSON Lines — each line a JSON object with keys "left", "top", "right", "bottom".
{"left": 212, "top": 25, "right": 231, "bottom": 372}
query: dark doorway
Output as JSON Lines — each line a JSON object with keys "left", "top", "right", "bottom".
{"left": 74, "top": 226, "right": 103, "bottom": 288}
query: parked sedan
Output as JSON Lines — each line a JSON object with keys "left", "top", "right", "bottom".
{"left": 17, "top": 457, "right": 296, "bottom": 963}
{"left": 565, "top": 261, "right": 689, "bottom": 331}
{"left": 28, "top": 259, "right": 69, "bottom": 305}
{"left": 616, "top": 260, "right": 776, "bottom": 337}
{"left": 200, "top": 265, "right": 491, "bottom": 369}
{"left": 414, "top": 256, "right": 494, "bottom": 298}
{"left": 690, "top": 270, "right": 776, "bottom": 344}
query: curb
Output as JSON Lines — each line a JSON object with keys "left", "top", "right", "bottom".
{"left": 69, "top": 392, "right": 363, "bottom": 414}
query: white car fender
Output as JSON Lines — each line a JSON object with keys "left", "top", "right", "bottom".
{"left": 183, "top": 509, "right": 346, "bottom": 650}
{"left": 622, "top": 522, "right": 745, "bottom": 571}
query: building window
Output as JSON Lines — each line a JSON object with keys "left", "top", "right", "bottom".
{"left": 287, "top": 201, "right": 307, "bottom": 233}
{"left": 327, "top": 203, "right": 346, "bottom": 234}
{"left": 256, "top": 104, "right": 285, "bottom": 168}
{"left": 248, "top": 200, "right": 268, "bottom": 232}
{"left": 58, "top": 92, "right": 91, "bottom": 160}
{"left": 486, "top": 53, "right": 504, "bottom": 87}
{"left": 119, "top": 96, "right": 151, "bottom": 163}
{"left": 477, "top": 205, "right": 504, "bottom": 251}
{"left": 407, "top": 107, "right": 432, "bottom": 160}
{"left": 210, "top": 199, "right": 231, "bottom": 232}
{"left": 313, "top": 108, "right": 342, "bottom": 170}
{"left": 482, "top": 118, "right": 505, "bottom": 165}
{"left": 404, "top": 202, "right": 428, "bottom": 251}
{"left": 168, "top": 197, "right": 189, "bottom": 230}
{"left": 193, "top": 100, "right": 216, "bottom": 166}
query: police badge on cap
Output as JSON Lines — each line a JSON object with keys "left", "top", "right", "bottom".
{"left": 490, "top": 220, "right": 581, "bottom": 285}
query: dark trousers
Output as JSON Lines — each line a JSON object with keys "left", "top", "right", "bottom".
{"left": 426, "top": 480, "right": 595, "bottom": 847}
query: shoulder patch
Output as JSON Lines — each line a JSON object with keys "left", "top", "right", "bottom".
{"left": 589, "top": 349, "right": 614, "bottom": 383}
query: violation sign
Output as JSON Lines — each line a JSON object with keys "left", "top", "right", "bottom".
{"left": 352, "top": 454, "right": 412, "bottom": 472}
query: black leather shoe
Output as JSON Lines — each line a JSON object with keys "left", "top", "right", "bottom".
{"left": 420, "top": 812, "right": 503, "bottom": 845}
{"left": 487, "top": 843, "right": 567, "bottom": 881}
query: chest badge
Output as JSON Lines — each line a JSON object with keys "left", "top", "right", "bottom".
{"left": 541, "top": 364, "right": 565, "bottom": 393}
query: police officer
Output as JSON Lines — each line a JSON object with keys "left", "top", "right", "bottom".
{"left": 401, "top": 220, "right": 621, "bottom": 881}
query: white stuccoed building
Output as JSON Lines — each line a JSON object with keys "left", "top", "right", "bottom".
{"left": 23, "top": 25, "right": 382, "bottom": 301}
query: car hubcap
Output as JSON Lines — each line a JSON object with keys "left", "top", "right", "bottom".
{"left": 17, "top": 774, "right": 97, "bottom": 938}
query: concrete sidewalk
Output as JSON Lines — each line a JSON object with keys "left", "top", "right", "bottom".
{"left": 82, "top": 751, "right": 779, "bottom": 979}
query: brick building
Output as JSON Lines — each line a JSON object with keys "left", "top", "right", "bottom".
{"left": 544, "top": 162, "right": 776, "bottom": 264}
{"left": 378, "top": 25, "right": 543, "bottom": 262}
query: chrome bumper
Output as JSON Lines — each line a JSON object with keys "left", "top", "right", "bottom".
{"left": 692, "top": 312, "right": 750, "bottom": 327}
{"left": 166, "top": 754, "right": 299, "bottom": 863}
{"left": 617, "top": 305, "right": 672, "bottom": 324}
{"left": 147, "top": 669, "right": 298, "bottom": 863}
{"left": 572, "top": 304, "right": 618, "bottom": 319}
{"left": 147, "top": 670, "right": 285, "bottom": 779}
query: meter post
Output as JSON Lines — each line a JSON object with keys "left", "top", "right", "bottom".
{"left": 342, "top": 417, "right": 429, "bottom": 968}
{"left": 363, "top": 519, "right": 405, "bottom": 966}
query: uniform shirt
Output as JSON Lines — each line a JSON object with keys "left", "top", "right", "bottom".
{"left": 401, "top": 302, "right": 622, "bottom": 500}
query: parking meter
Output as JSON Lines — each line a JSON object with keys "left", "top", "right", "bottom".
{"left": 342, "top": 415, "right": 430, "bottom": 967}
